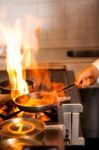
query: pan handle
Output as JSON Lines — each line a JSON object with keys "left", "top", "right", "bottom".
{"left": 58, "top": 84, "right": 75, "bottom": 92}
{"left": 0, "top": 110, "right": 21, "bottom": 120}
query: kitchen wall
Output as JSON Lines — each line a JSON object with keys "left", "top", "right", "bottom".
{"left": 0, "top": 0, "right": 99, "bottom": 50}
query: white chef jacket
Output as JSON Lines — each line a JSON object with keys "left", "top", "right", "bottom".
{"left": 92, "top": 59, "right": 99, "bottom": 83}
{"left": 92, "top": 59, "right": 99, "bottom": 70}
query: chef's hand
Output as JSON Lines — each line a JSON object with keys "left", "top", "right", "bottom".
{"left": 75, "top": 65, "right": 99, "bottom": 88}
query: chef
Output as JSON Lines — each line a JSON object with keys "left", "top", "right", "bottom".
{"left": 75, "top": 59, "right": 99, "bottom": 88}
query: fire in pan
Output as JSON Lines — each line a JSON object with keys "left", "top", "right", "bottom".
{"left": 14, "top": 90, "right": 71, "bottom": 113}
{"left": 0, "top": 84, "right": 71, "bottom": 120}
{"left": 14, "top": 91, "right": 58, "bottom": 112}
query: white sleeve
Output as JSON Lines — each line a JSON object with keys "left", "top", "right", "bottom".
{"left": 92, "top": 59, "right": 99, "bottom": 71}
{"left": 92, "top": 59, "right": 99, "bottom": 83}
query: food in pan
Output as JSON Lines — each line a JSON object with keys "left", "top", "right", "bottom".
{"left": 15, "top": 82, "right": 70, "bottom": 107}
{"left": 17, "top": 92, "right": 57, "bottom": 106}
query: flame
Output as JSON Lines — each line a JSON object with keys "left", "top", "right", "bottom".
{"left": 17, "top": 123, "right": 24, "bottom": 133}
{"left": 0, "top": 16, "right": 41, "bottom": 100}
{"left": 3, "top": 26, "right": 30, "bottom": 100}
{"left": 29, "top": 68, "right": 51, "bottom": 91}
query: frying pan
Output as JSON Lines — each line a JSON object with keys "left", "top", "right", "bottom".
{"left": 0, "top": 79, "right": 33, "bottom": 94}
{"left": 14, "top": 89, "right": 72, "bottom": 113}
{"left": 14, "top": 92, "right": 57, "bottom": 113}
{"left": 0, "top": 84, "right": 72, "bottom": 119}
{"left": 14, "top": 84, "right": 74, "bottom": 113}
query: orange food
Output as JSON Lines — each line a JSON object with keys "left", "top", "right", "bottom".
{"left": 19, "top": 92, "right": 57, "bottom": 106}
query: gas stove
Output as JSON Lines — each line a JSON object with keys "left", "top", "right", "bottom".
{"left": 0, "top": 64, "right": 84, "bottom": 149}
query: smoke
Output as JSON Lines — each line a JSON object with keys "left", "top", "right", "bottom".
{"left": 0, "top": 15, "right": 41, "bottom": 48}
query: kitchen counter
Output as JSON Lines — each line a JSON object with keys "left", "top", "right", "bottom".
{"left": 0, "top": 49, "right": 98, "bottom": 74}
{"left": 30, "top": 49, "right": 99, "bottom": 76}
{"left": 35, "top": 49, "right": 97, "bottom": 63}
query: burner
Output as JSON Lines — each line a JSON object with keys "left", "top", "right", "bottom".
{"left": 0, "top": 137, "right": 41, "bottom": 150}
{"left": 0, "top": 118, "right": 45, "bottom": 138}
{"left": 7, "top": 120, "right": 35, "bottom": 135}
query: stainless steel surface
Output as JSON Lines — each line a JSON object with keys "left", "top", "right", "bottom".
{"left": 45, "top": 124, "right": 65, "bottom": 130}
{"left": 36, "top": 125, "right": 65, "bottom": 150}
{"left": 63, "top": 112, "right": 71, "bottom": 144}
{"left": 0, "top": 120, "right": 65, "bottom": 150}
{"left": 59, "top": 70, "right": 84, "bottom": 145}
{"left": 45, "top": 124, "right": 66, "bottom": 140}
{"left": 62, "top": 103, "right": 83, "bottom": 113}
{"left": 0, "top": 137, "right": 40, "bottom": 150}
{"left": 72, "top": 113, "right": 84, "bottom": 145}
{"left": 58, "top": 96, "right": 71, "bottom": 103}
{"left": 57, "top": 79, "right": 84, "bottom": 145}
{"left": 0, "top": 117, "right": 45, "bottom": 138}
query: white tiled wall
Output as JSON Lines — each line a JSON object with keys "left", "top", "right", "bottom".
{"left": 0, "top": 0, "right": 99, "bottom": 49}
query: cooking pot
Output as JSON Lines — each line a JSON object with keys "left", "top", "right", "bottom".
{"left": 0, "top": 79, "right": 33, "bottom": 94}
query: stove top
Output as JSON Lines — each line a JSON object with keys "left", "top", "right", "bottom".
{"left": 0, "top": 65, "right": 70, "bottom": 121}
{"left": 0, "top": 118, "right": 65, "bottom": 150}
{"left": 0, "top": 65, "right": 84, "bottom": 148}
